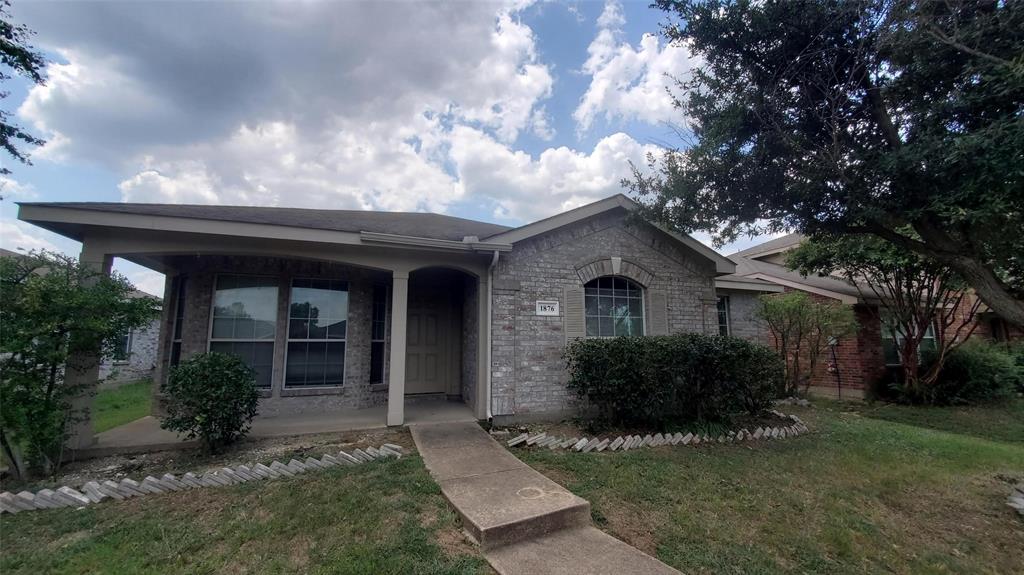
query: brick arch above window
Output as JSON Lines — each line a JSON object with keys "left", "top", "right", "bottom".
{"left": 574, "top": 257, "right": 655, "bottom": 288}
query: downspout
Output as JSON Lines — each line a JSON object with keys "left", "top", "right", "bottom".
{"left": 486, "top": 249, "right": 499, "bottom": 420}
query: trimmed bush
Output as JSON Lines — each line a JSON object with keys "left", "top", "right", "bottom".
{"left": 564, "top": 334, "right": 784, "bottom": 428}
{"left": 160, "top": 352, "right": 260, "bottom": 453}
{"left": 916, "top": 340, "right": 1022, "bottom": 405}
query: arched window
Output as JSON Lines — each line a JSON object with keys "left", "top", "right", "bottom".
{"left": 584, "top": 276, "right": 644, "bottom": 337}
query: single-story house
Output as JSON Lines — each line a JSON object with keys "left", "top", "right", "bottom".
{"left": 19, "top": 194, "right": 782, "bottom": 448}
{"left": 726, "top": 233, "right": 1023, "bottom": 398}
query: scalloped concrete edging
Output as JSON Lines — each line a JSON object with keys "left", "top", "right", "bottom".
{"left": 0, "top": 443, "right": 405, "bottom": 515}
{"left": 506, "top": 411, "right": 809, "bottom": 453}
{"left": 1009, "top": 482, "right": 1024, "bottom": 518}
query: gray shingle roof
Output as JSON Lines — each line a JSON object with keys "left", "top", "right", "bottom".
{"left": 730, "top": 233, "right": 805, "bottom": 258}
{"left": 20, "top": 202, "right": 513, "bottom": 243}
{"left": 733, "top": 256, "right": 866, "bottom": 300}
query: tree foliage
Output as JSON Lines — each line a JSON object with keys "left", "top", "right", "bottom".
{"left": 0, "top": 250, "right": 159, "bottom": 478}
{"left": 0, "top": 0, "right": 47, "bottom": 175}
{"left": 788, "top": 233, "right": 981, "bottom": 397}
{"left": 160, "top": 352, "right": 260, "bottom": 453}
{"left": 630, "top": 0, "right": 1024, "bottom": 326}
{"left": 754, "top": 291, "right": 858, "bottom": 395}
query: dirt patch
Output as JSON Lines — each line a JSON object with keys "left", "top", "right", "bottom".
{"left": 595, "top": 497, "right": 661, "bottom": 556}
{"left": 4, "top": 427, "right": 415, "bottom": 496}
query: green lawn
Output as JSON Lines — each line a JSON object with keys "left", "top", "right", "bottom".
{"left": 0, "top": 456, "right": 487, "bottom": 575}
{"left": 520, "top": 399, "right": 1024, "bottom": 575}
{"left": 93, "top": 380, "right": 153, "bottom": 433}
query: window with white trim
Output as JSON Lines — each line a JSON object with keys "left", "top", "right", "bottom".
{"left": 209, "top": 274, "right": 278, "bottom": 388}
{"left": 717, "top": 295, "right": 731, "bottom": 336}
{"left": 584, "top": 276, "right": 644, "bottom": 337}
{"left": 285, "top": 279, "right": 348, "bottom": 387}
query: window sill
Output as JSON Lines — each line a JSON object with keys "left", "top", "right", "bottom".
{"left": 369, "top": 383, "right": 388, "bottom": 393}
{"left": 280, "top": 386, "right": 345, "bottom": 397}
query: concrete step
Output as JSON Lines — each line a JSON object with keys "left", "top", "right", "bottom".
{"left": 411, "top": 422, "right": 592, "bottom": 549}
{"left": 485, "top": 525, "right": 680, "bottom": 575}
{"left": 439, "top": 466, "right": 592, "bottom": 549}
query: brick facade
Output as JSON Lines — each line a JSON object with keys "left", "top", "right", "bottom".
{"left": 157, "top": 255, "right": 394, "bottom": 417}
{"left": 490, "top": 210, "right": 718, "bottom": 420}
{"left": 99, "top": 318, "right": 160, "bottom": 387}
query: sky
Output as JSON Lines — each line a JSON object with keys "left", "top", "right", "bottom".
{"left": 0, "top": 0, "right": 769, "bottom": 297}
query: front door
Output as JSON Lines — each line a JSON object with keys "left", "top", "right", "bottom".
{"left": 405, "top": 294, "right": 449, "bottom": 394}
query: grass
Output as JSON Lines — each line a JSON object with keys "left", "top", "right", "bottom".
{"left": 519, "top": 399, "right": 1024, "bottom": 575}
{"left": 0, "top": 456, "right": 488, "bottom": 575}
{"left": 93, "top": 380, "right": 153, "bottom": 434}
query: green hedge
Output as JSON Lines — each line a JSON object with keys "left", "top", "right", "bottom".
{"left": 917, "top": 340, "right": 1023, "bottom": 405}
{"left": 564, "top": 334, "right": 784, "bottom": 428}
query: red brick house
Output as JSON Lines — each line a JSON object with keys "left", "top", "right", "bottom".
{"left": 724, "top": 234, "right": 1022, "bottom": 398}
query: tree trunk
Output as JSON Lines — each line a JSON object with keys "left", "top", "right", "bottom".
{"left": 864, "top": 223, "right": 1024, "bottom": 328}
{"left": 1, "top": 430, "right": 26, "bottom": 481}
{"left": 944, "top": 257, "right": 1024, "bottom": 328}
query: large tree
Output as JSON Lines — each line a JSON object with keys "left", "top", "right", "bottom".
{"left": 1, "top": 0, "right": 46, "bottom": 175}
{"left": 628, "top": 0, "right": 1024, "bottom": 325}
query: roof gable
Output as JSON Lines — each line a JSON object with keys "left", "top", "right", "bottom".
{"left": 484, "top": 194, "right": 736, "bottom": 275}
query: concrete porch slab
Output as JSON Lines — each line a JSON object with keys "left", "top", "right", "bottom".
{"left": 76, "top": 399, "right": 475, "bottom": 460}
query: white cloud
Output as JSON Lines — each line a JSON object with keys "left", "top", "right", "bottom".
{"left": 574, "top": 0, "right": 698, "bottom": 132}
{"left": 15, "top": 1, "right": 560, "bottom": 216}
{"left": 449, "top": 126, "right": 657, "bottom": 221}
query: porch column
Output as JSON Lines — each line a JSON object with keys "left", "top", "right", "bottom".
{"left": 386, "top": 271, "right": 410, "bottom": 426}
{"left": 66, "top": 241, "right": 114, "bottom": 449}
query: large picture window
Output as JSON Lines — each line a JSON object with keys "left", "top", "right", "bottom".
{"left": 285, "top": 279, "right": 348, "bottom": 387}
{"left": 584, "top": 276, "right": 644, "bottom": 337}
{"left": 209, "top": 275, "right": 278, "bottom": 388}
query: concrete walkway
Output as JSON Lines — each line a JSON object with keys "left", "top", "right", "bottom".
{"left": 410, "top": 422, "right": 680, "bottom": 575}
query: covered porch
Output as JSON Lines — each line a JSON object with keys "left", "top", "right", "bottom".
{"left": 80, "top": 397, "right": 475, "bottom": 459}
{"left": 17, "top": 202, "right": 510, "bottom": 450}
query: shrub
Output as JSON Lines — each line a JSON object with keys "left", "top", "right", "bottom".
{"left": 564, "top": 334, "right": 784, "bottom": 428}
{"left": 913, "top": 340, "right": 1021, "bottom": 405}
{"left": 160, "top": 352, "right": 260, "bottom": 453}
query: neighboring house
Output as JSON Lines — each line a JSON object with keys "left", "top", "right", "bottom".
{"left": 0, "top": 247, "right": 162, "bottom": 387}
{"left": 19, "top": 194, "right": 782, "bottom": 447}
{"left": 98, "top": 290, "right": 162, "bottom": 388}
{"left": 726, "top": 234, "right": 1023, "bottom": 398}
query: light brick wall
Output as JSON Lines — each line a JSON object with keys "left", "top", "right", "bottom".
{"left": 490, "top": 210, "right": 718, "bottom": 419}
{"left": 720, "top": 290, "right": 769, "bottom": 343}
{"left": 99, "top": 318, "right": 160, "bottom": 387}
